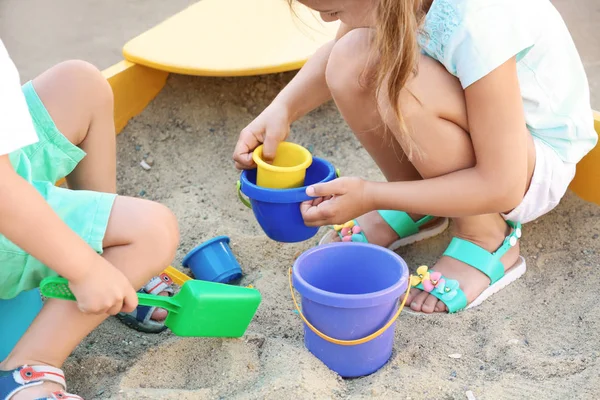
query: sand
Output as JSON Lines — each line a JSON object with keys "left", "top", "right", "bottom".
{"left": 1, "top": 0, "right": 597, "bottom": 397}
{"left": 55, "top": 72, "right": 600, "bottom": 400}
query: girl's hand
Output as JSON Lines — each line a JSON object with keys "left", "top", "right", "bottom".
{"left": 69, "top": 256, "right": 138, "bottom": 316}
{"left": 300, "top": 177, "right": 374, "bottom": 226}
{"left": 233, "top": 103, "right": 291, "bottom": 170}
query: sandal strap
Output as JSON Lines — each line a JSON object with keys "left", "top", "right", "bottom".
{"left": 1, "top": 365, "right": 68, "bottom": 400}
{"left": 412, "top": 221, "right": 523, "bottom": 313}
{"left": 377, "top": 211, "right": 434, "bottom": 238}
{"left": 12, "top": 365, "right": 66, "bottom": 388}
{"left": 443, "top": 221, "right": 522, "bottom": 284}
{"left": 334, "top": 212, "right": 435, "bottom": 243}
{"left": 413, "top": 268, "right": 468, "bottom": 314}
{"left": 143, "top": 273, "right": 175, "bottom": 295}
{"left": 39, "top": 390, "right": 83, "bottom": 399}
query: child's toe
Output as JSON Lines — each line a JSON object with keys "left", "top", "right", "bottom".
{"left": 410, "top": 290, "right": 430, "bottom": 311}
{"left": 434, "top": 300, "right": 447, "bottom": 312}
{"left": 150, "top": 291, "right": 169, "bottom": 322}
{"left": 421, "top": 295, "right": 439, "bottom": 313}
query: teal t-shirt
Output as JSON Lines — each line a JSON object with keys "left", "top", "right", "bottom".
{"left": 419, "top": 0, "right": 597, "bottom": 164}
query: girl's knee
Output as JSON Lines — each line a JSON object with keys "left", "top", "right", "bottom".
{"left": 326, "top": 28, "right": 375, "bottom": 97}
{"left": 376, "top": 54, "right": 467, "bottom": 127}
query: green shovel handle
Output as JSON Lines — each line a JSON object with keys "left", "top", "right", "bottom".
{"left": 136, "top": 292, "right": 180, "bottom": 313}
{"left": 236, "top": 180, "right": 252, "bottom": 209}
{"left": 39, "top": 276, "right": 180, "bottom": 313}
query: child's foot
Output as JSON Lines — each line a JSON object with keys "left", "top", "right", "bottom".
{"left": 0, "top": 364, "right": 82, "bottom": 399}
{"left": 407, "top": 215, "right": 522, "bottom": 313}
{"left": 319, "top": 210, "right": 448, "bottom": 249}
{"left": 116, "top": 274, "right": 173, "bottom": 332}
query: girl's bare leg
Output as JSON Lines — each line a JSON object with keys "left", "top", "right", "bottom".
{"left": 323, "top": 29, "right": 441, "bottom": 246}
{"left": 377, "top": 51, "right": 536, "bottom": 313}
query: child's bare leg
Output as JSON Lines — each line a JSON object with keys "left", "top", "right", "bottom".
{"left": 0, "top": 196, "right": 179, "bottom": 399}
{"left": 32, "top": 60, "right": 116, "bottom": 192}
{"left": 324, "top": 29, "right": 440, "bottom": 245}
{"left": 31, "top": 60, "right": 168, "bottom": 321}
{"left": 378, "top": 53, "right": 536, "bottom": 313}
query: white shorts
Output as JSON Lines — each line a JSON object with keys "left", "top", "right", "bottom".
{"left": 502, "top": 138, "right": 576, "bottom": 224}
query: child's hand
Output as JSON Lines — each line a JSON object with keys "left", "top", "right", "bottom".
{"left": 68, "top": 257, "right": 138, "bottom": 316}
{"left": 300, "top": 177, "right": 374, "bottom": 226}
{"left": 233, "top": 103, "right": 291, "bottom": 169}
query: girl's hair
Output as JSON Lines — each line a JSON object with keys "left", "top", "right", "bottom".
{"left": 287, "top": 0, "right": 429, "bottom": 157}
{"left": 373, "top": 0, "right": 428, "bottom": 158}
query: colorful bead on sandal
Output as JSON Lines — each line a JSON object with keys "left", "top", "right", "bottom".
{"left": 409, "top": 221, "right": 527, "bottom": 314}
{"left": 333, "top": 220, "right": 367, "bottom": 243}
{"left": 324, "top": 211, "right": 449, "bottom": 251}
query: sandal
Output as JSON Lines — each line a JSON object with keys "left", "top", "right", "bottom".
{"left": 116, "top": 273, "right": 174, "bottom": 333}
{"left": 0, "top": 365, "right": 82, "bottom": 399}
{"left": 319, "top": 210, "right": 449, "bottom": 251}
{"left": 409, "top": 221, "right": 527, "bottom": 314}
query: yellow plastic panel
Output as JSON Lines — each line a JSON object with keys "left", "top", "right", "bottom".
{"left": 569, "top": 110, "right": 600, "bottom": 206}
{"left": 102, "top": 61, "right": 169, "bottom": 134}
{"left": 122, "top": 0, "right": 339, "bottom": 76}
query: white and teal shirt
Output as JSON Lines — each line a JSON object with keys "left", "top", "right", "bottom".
{"left": 419, "top": 0, "right": 597, "bottom": 164}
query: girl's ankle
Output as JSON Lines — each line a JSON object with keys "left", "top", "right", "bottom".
{"left": 451, "top": 214, "right": 511, "bottom": 252}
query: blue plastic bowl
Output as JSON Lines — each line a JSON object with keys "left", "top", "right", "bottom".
{"left": 182, "top": 236, "right": 243, "bottom": 284}
{"left": 239, "top": 157, "right": 337, "bottom": 243}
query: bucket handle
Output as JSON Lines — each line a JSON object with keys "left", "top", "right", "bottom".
{"left": 288, "top": 268, "right": 411, "bottom": 346}
{"left": 236, "top": 181, "right": 252, "bottom": 209}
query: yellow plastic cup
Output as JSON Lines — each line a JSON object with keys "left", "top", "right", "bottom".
{"left": 252, "top": 142, "right": 313, "bottom": 189}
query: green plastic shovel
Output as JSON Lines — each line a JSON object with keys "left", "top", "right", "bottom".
{"left": 39, "top": 276, "right": 261, "bottom": 338}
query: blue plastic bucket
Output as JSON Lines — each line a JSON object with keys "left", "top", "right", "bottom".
{"left": 0, "top": 289, "right": 43, "bottom": 361}
{"left": 291, "top": 243, "right": 409, "bottom": 378}
{"left": 238, "top": 157, "right": 337, "bottom": 243}
{"left": 182, "top": 236, "right": 242, "bottom": 284}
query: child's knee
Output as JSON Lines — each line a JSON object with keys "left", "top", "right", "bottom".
{"left": 145, "top": 202, "right": 180, "bottom": 269}
{"left": 326, "top": 28, "right": 374, "bottom": 97}
{"left": 106, "top": 197, "right": 180, "bottom": 273}
{"left": 51, "top": 60, "right": 113, "bottom": 109}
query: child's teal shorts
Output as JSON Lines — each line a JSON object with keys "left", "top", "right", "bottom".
{"left": 0, "top": 81, "right": 117, "bottom": 300}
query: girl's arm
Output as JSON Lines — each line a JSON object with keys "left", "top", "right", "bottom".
{"left": 233, "top": 22, "right": 354, "bottom": 167}
{"left": 372, "top": 57, "right": 529, "bottom": 217}
{"left": 272, "top": 22, "right": 354, "bottom": 121}
{"left": 302, "top": 57, "right": 530, "bottom": 223}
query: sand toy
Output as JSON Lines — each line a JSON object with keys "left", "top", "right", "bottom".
{"left": 39, "top": 276, "right": 261, "bottom": 338}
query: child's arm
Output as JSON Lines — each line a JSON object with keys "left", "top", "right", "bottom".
{"left": 301, "top": 57, "right": 530, "bottom": 222}
{"left": 0, "top": 155, "right": 138, "bottom": 315}
{"left": 233, "top": 23, "right": 353, "bottom": 168}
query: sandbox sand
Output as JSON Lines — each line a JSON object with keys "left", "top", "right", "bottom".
{"left": 62, "top": 73, "right": 600, "bottom": 399}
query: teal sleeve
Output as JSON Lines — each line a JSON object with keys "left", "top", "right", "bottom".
{"left": 420, "top": 0, "right": 538, "bottom": 89}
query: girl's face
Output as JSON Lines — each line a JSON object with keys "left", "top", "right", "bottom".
{"left": 297, "top": 0, "right": 376, "bottom": 27}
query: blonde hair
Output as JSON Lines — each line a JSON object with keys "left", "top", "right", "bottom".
{"left": 373, "top": 0, "right": 427, "bottom": 158}
{"left": 288, "top": 0, "right": 428, "bottom": 156}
